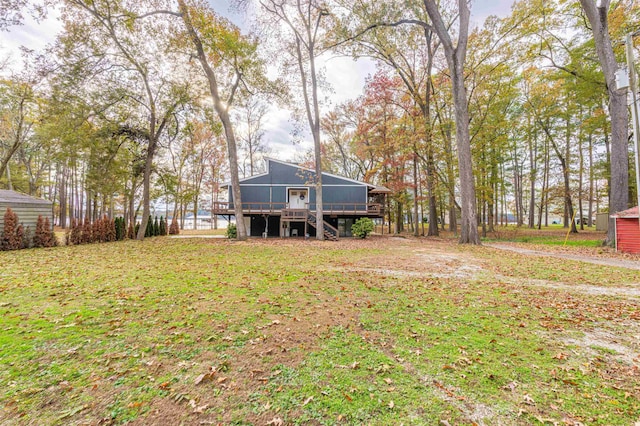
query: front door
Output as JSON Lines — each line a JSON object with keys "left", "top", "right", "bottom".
{"left": 288, "top": 189, "right": 308, "bottom": 209}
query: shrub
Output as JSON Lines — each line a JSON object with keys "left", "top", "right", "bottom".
{"left": 104, "top": 216, "right": 116, "bottom": 242}
{"left": 168, "top": 217, "right": 179, "bottom": 235}
{"left": 22, "top": 226, "right": 32, "bottom": 249}
{"left": 67, "top": 219, "right": 81, "bottom": 245}
{"left": 159, "top": 216, "right": 167, "bottom": 236}
{"left": 351, "top": 217, "right": 374, "bottom": 239}
{"left": 226, "top": 223, "right": 237, "bottom": 239}
{"left": 83, "top": 218, "right": 94, "bottom": 244}
{"left": 153, "top": 216, "right": 160, "bottom": 236}
{"left": 15, "top": 223, "right": 24, "bottom": 249}
{"left": 33, "top": 215, "right": 46, "bottom": 248}
{"left": 1, "top": 207, "right": 22, "bottom": 250}
{"left": 33, "top": 215, "right": 56, "bottom": 248}
{"left": 44, "top": 217, "right": 57, "bottom": 247}
{"left": 135, "top": 222, "right": 140, "bottom": 237}
{"left": 127, "top": 221, "right": 135, "bottom": 239}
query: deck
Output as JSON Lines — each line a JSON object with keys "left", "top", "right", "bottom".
{"left": 211, "top": 202, "right": 384, "bottom": 217}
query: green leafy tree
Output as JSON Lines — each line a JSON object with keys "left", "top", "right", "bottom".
{"left": 351, "top": 217, "right": 374, "bottom": 238}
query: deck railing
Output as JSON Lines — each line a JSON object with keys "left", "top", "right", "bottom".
{"left": 212, "top": 202, "right": 384, "bottom": 217}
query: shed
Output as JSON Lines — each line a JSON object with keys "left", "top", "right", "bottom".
{"left": 596, "top": 212, "right": 609, "bottom": 232}
{"left": 612, "top": 206, "right": 640, "bottom": 254}
{"left": 0, "top": 190, "right": 53, "bottom": 233}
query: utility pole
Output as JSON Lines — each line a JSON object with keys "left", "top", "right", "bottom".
{"left": 626, "top": 33, "right": 640, "bottom": 226}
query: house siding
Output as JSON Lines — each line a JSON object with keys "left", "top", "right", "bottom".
{"left": 230, "top": 160, "right": 369, "bottom": 208}
{"left": 616, "top": 218, "right": 640, "bottom": 254}
{"left": 0, "top": 202, "right": 53, "bottom": 232}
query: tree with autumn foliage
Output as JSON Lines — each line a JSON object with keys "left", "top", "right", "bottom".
{"left": 352, "top": 71, "right": 415, "bottom": 233}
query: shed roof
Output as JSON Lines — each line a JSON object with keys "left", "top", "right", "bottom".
{"left": 0, "top": 189, "right": 52, "bottom": 206}
{"left": 611, "top": 206, "right": 639, "bottom": 218}
{"left": 369, "top": 186, "right": 392, "bottom": 194}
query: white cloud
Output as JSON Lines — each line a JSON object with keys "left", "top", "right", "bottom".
{"left": 319, "top": 54, "right": 376, "bottom": 106}
{"left": 0, "top": 10, "right": 62, "bottom": 74}
{"left": 471, "top": 0, "right": 515, "bottom": 27}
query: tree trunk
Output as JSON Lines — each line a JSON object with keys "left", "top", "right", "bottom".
{"left": 137, "top": 136, "right": 156, "bottom": 240}
{"left": 579, "top": 0, "right": 629, "bottom": 244}
{"left": 6, "top": 163, "right": 12, "bottom": 191}
{"left": 60, "top": 166, "right": 68, "bottom": 229}
{"left": 578, "top": 128, "right": 585, "bottom": 230}
{"left": 178, "top": 0, "right": 247, "bottom": 240}
{"left": 424, "top": 0, "right": 479, "bottom": 244}
{"left": 413, "top": 153, "right": 419, "bottom": 236}
{"left": 528, "top": 128, "right": 537, "bottom": 228}
{"left": 588, "top": 132, "right": 594, "bottom": 227}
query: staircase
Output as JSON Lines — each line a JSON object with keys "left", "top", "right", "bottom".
{"left": 306, "top": 212, "right": 339, "bottom": 241}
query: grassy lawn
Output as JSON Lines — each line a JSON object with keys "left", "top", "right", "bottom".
{"left": 1, "top": 235, "right": 639, "bottom": 425}
{"left": 481, "top": 225, "right": 606, "bottom": 247}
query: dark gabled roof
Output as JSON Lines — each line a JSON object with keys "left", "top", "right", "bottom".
{"left": 223, "top": 158, "right": 389, "bottom": 190}
{"left": 0, "top": 189, "right": 52, "bottom": 205}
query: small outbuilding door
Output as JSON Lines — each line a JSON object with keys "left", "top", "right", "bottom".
{"left": 612, "top": 206, "right": 640, "bottom": 254}
{"left": 288, "top": 188, "right": 308, "bottom": 209}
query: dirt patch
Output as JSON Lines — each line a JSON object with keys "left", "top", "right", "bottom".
{"left": 496, "top": 275, "right": 640, "bottom": 298}
{"left": 563, "top": 330, "right": 640, "bottom": 364}
{"left": 486, "top": 243, "right": 640, "bottom": 271}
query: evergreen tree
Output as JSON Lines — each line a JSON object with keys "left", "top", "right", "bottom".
{"left": 15, "top": 223, "right": 25, "bottom": 248}
{"left": 153, "top": 216, "right": 160, "bottom": 236}
{"left": 44, "top": 217, "right": 57, "bottom": 247}
{"left": 159, "top": 216, "right": 167, "bottom": 236}
{"left": 1, "top": 208, "right": 21, "bottom": 250}
{"left": 22, "top": 226, "right": 32, "bottom": 249}
{"left": 115, "top": 217, "right": 123, "bottom": 240}
{"left": 83, "top": 218, "right": 93, "bottom": 244}
{"left": 33, "top": 215, "right": 46, "bottom": 248}
{"left": 106, "top": 217, "right": 116, "bottom": 242}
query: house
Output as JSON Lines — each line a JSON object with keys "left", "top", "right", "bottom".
{"left": 612, "top": 206, "right": 640, "bottom": 254}
{"left": 0, "top": 189, "right": 53, "bottom": 233}
{"left": 213, "top": 158, "right": 389, "bottom": 239}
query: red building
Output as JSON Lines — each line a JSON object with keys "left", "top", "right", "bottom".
{"left": 612, "top": 206, "right": 640, "bottom": 254}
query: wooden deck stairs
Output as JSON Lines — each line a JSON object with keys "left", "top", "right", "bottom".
{"left": 306, "top": 212, "right": 339, "bottom": 241}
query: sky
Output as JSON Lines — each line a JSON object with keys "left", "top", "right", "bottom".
{"left": 0, "top": 0, "right": 517, "bottom": 162}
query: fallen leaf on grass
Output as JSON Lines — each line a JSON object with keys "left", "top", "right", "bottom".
{"left": 195, "top": 365, "right": 225, "bottom": 385}
{"left": 501, "top": 381, "right": 518, "bottom": 392}
{"left": 188, "top": 399, "right": 208, "bottom": 413}
{"left": 266, "top": 417, "right": 283, "bottom": 426}
{"left": 57, "top": 404, "right": 87, "bottom": 420}
{"left": 303, "top": 396, "right": 314, "bottom": 406}
{"left": 388, "top": 400, "right": 394, "bottom": 409}
{"left": 523, "top": 394, "right": 535, "bottom": 405}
